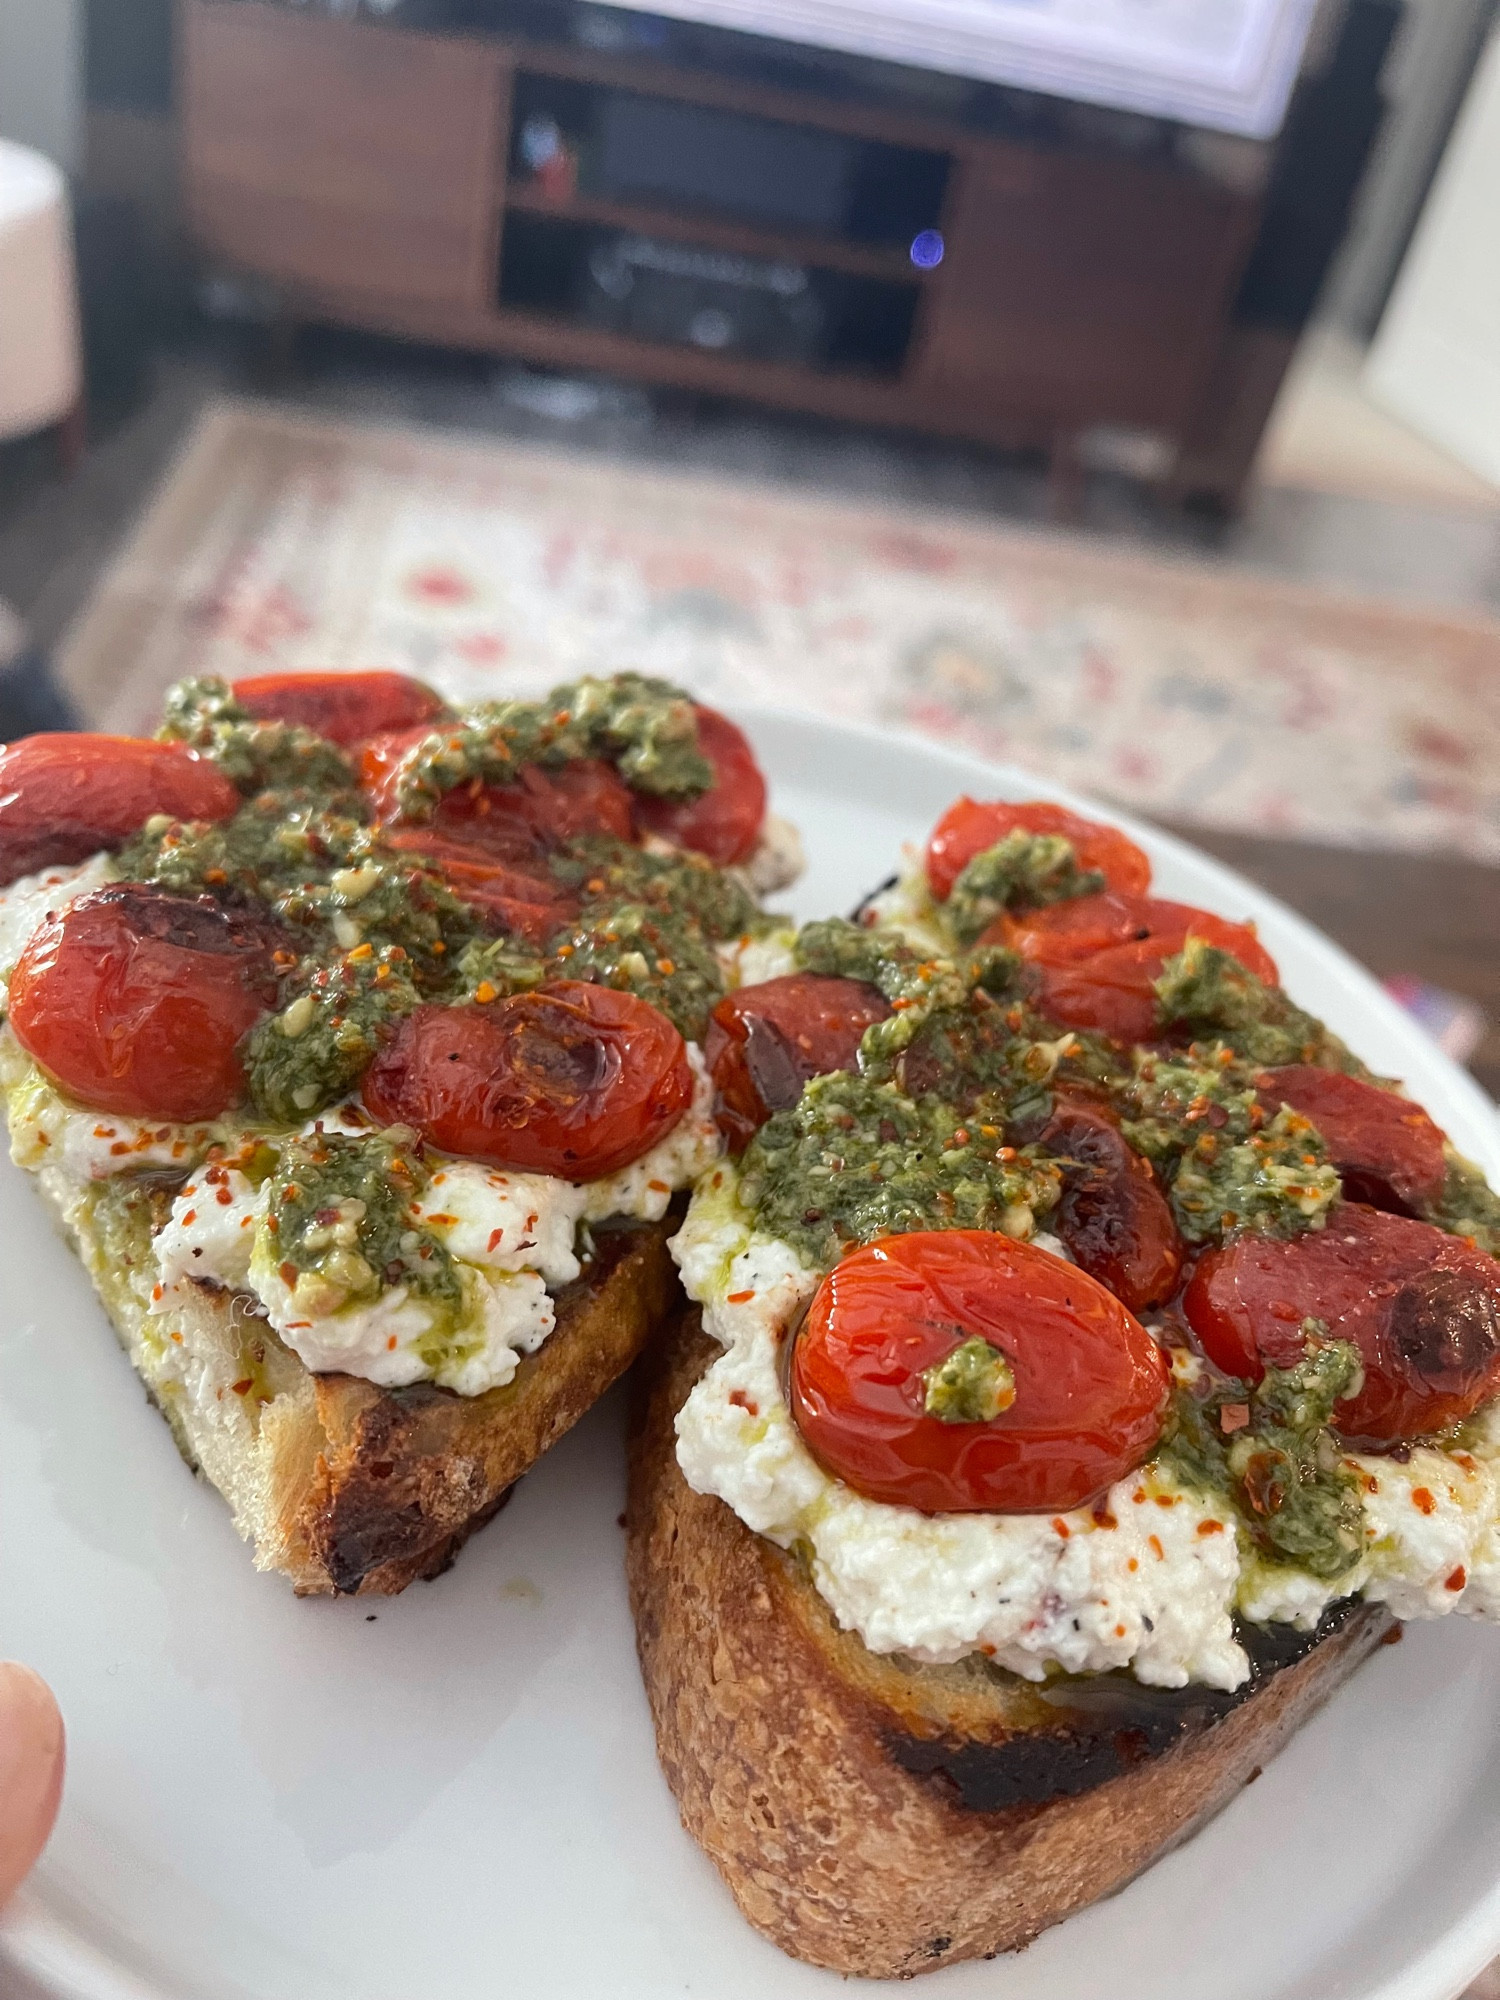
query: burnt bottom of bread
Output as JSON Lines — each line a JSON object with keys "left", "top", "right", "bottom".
{"left": 626, "top": 1312, "right": 1394, "bottom": 1978}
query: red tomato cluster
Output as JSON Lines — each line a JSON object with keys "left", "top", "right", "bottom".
{"left": 704, "top": 972, "right": 890, "bottom": 1151}
{"left": 361, "top": 982, "right": 692, "bottom": 1180}
{"left": 790, "top": 1231, "right": 1170, "bottom": 1514}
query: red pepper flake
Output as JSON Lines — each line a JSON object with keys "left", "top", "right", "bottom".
{"left": 1196, "top": 1519, "right": 1225, "bottom": 1537}
{"left": 474, "top": 981, "right": 498, "bottom": 1004}
{"left": 1154, "top": 1493, "right": 1177, "bottom": 1508}
{"left": 1127, "top": 1557, "right": 1139, "bottom": 1572}
{"left": 727, "top": 1388, "right": 760, "bottom": 1417}
{"left": 1052, "top": 1518, "right": 1071, "bottom": 1539}
{"left": 279, "top": 1261, "right": 298, "bottom": 1287}
{"left": 726, "top": 1289, "right": 756, "bottom": 1305}
{"left": 1114, "top": 1623, "right": 1127, "bottom": 1638}
{"left": 151, "top": 1284, "right": 164, "bottom": 1303}
{"left": 216, "top": 1187, "right": 233, "bottom": 1206}
{"left": 487, "top": 1228, "right": 505, "bottom": 1253}
{"left": 231, "top": 1378, "right": 254, "bottom": 1396}
{"left": 1091, "top": 1506, "right": 1117, "bottom": 1530}
{"left": 1148, "top": 1535, "right": 1165, "bottom": 1561}
{"left": 1412, "top": 1487, "right": 1437, "bottom": 1516}
{"left": 1219, "top": 1403, "right": 1251, "bottom": 1435}
{"left": 387, "top": 1335, "right": 398, "bottom": 1350}
{"left": 182, "top": 1209, "right": 197, "bottom": 1226}
{"left": 1446, "top": 1566, "right": 1467, "bottom": 1592}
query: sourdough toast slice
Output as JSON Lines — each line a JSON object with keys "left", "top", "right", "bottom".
{"left": 42, "top": 1154, "right": 676, "bottom": 1594}
{"left": 626, "top": 1312, "right": 1395, "bottom": 1979}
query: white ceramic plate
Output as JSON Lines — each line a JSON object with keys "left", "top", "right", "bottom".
{"left": 3, "top": 711, "right": 1500, "bottom": 2000}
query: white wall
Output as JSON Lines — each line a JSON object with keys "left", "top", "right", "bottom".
{"left": 1366, "top": 23, "right": 1500, "bottom": 489}
{"left": 0, "top": 0, "right": 84, "bottom": 174}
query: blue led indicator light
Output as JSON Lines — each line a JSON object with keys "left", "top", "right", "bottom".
{"left": 909, "top": 230, "right": 945, "bottom": 270}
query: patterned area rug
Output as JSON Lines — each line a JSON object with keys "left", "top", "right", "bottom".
{"left": 59, "top": 397, "right": 1500, "bottom": 860}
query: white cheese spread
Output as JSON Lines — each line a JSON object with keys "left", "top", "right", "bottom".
{"left": 143, "top": 1047, "right": 719, "bottom": 1397}
{"left": 0, "top": 852, "right": 113, "bottom": 991}
{"left": 671, "top": 1162, "right": 1500, "bottom": 1690}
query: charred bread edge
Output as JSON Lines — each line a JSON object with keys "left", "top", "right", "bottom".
{"left": 626, "top": 1310, "right": 1396, "bottom": 1979}
{"left": 36, "top": 1153, "right": 677, "bottom": 1594}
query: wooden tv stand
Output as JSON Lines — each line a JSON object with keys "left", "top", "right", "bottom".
{"left": 179, "top": 0, "right": 1269, "bottom": 499}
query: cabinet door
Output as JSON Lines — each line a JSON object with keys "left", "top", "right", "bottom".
{"left": 181, "top": 0, "right": 507, "bottom": 311}
{"left": 912, "top": 146, "right": 1260, "bottom": 433}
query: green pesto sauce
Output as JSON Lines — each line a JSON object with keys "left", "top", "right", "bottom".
{"left": 923, "top": 1337, "right": 1016, "bottom": 1423}
{"left": 1154, "top": 937, "right": 1357, "bottom": 1072}
{"left": 1121, "top": 1044, "right": 1340, "bottom": 1245}
{"left": 740, "top": 1070, "right": 1063, "bottom": 1268}
{"left": 243, "top": 947, "right": 422, "bottom": 1124}
{"left": 266, "top": 1131, "right": 459, "bottom": 1310}
{"left": 1161, "top": 1330, "right": 1366, "bottom": 1582}
{"left": 392, "top": 672, "right": 713, "bottom": 817}
{"left": 158, "top": 677, "right": 356, "bottom": 797}
{"left": 944, "top": 832, "right": 1104, "bottom": 945}
{"left": 1425, "top": 1154, "right": 1500, "bottom": 1256}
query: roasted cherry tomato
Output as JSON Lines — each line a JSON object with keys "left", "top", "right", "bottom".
{"left": 1182, "top": 1203, "right": 1500, "bottom": 1442}
{"left": 790, "top": 1230, "right": 1170, "bottom": 1514}
{"left": 633, "top": 706, "right": 766, "bottom": 866}
{"left": 429, "top": 758, "right": 635, "bottom": 855}
{"left": 926, "top": 796, "right": 1152, "bottom": 903}
{"left": 360, "top": 981, "right": 693, "bottom": 1179}
{"left": 704, "top": 972, "right": 890, "bottom": 1152}
{"left": 0, "top": 735, "right": 240, "bottom": 887}
{"left": 231, "top": 670, "right": 447, "bottom": 747}
{"left": 379, "top": 828, "right": 579, "bottom": 947}
{"left": 362, "top": 728, "right": 635, "bottom": 848}
{"left": 1257, "top": 1066, "right": 1447, "bottom": 1215}
{"left": 8, "top": 885, "right": 280, "bottom": 1121}
{"left": 1039, "top": 1099, "right": 1184, "bottom": 1311}
{"left": 998, "top": 890, "right": 1279, "bottom": 1044}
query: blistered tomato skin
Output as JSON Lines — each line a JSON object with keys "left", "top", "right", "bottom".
{"left": 8, "top": 886, "right": 281, "bottom": 1122}
{"left": 634, "top": 706, "right": 767, "bottom": 866}
{"left": 232, "top": 670, "right": 447, "bottom": 747}
{"left": 1039, "top": 1100, "right": 1184, "bottom": 1311}
{"left": 790, "top": 1230, "right": 1170, "bottom": 1515}
{"left": 926, "top": 797, "right": 1152, "bottom": 903}
{"left": 1183, "top": 1203, "right": 1500, "bottom": 1442}
{"left": 704, "top": 972, "right": 891, "bottom": 1151}
{"left": 998, "top": 890, "right": 1279, "bottom": 1044}
{"left": 1257, "top": 1066, "right": 1447, "bottom": 1215}
{"left": 361, "top": 981, "right": 693, "bottom": 1179}
{"left": 379, "top": 828, "right": 579, "bottom": 946}
{"left": 0, "top": 735, "right": 241, "bottom": 887}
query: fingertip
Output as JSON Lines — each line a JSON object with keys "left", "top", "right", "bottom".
{"left": 0, "top": 1663, "right": 64, "bottom": 1906}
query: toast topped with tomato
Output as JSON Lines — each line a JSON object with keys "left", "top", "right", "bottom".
{"left": 628, "top": 793, "right": 1500, "bottom": 1976}
{"left": 0, "top": 670, "right": 801, "bottom": 1592}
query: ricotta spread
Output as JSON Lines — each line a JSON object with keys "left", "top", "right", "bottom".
{"left": 0, "top": 853, "right": 113, "bottom": 990}
{"left": 671, "top": 1162, "right": 1500, "bottom": 1690}
{"left": 144, "top": 1047, "right": 720, "bottom": 1397}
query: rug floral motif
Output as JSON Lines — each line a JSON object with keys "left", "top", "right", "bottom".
{"left": 62, "top": 398, "right": 1500, "bottom": 861}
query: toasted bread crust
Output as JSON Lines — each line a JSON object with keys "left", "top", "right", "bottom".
{"left": 306, "top": 1221, "right": 678, "bottom": 1592}
{"left": 626, "top": 1313, "right": 1394, "bottom": 1978}
{"left": 35, "top": 1147, "right": 677, "bottom": 1594}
